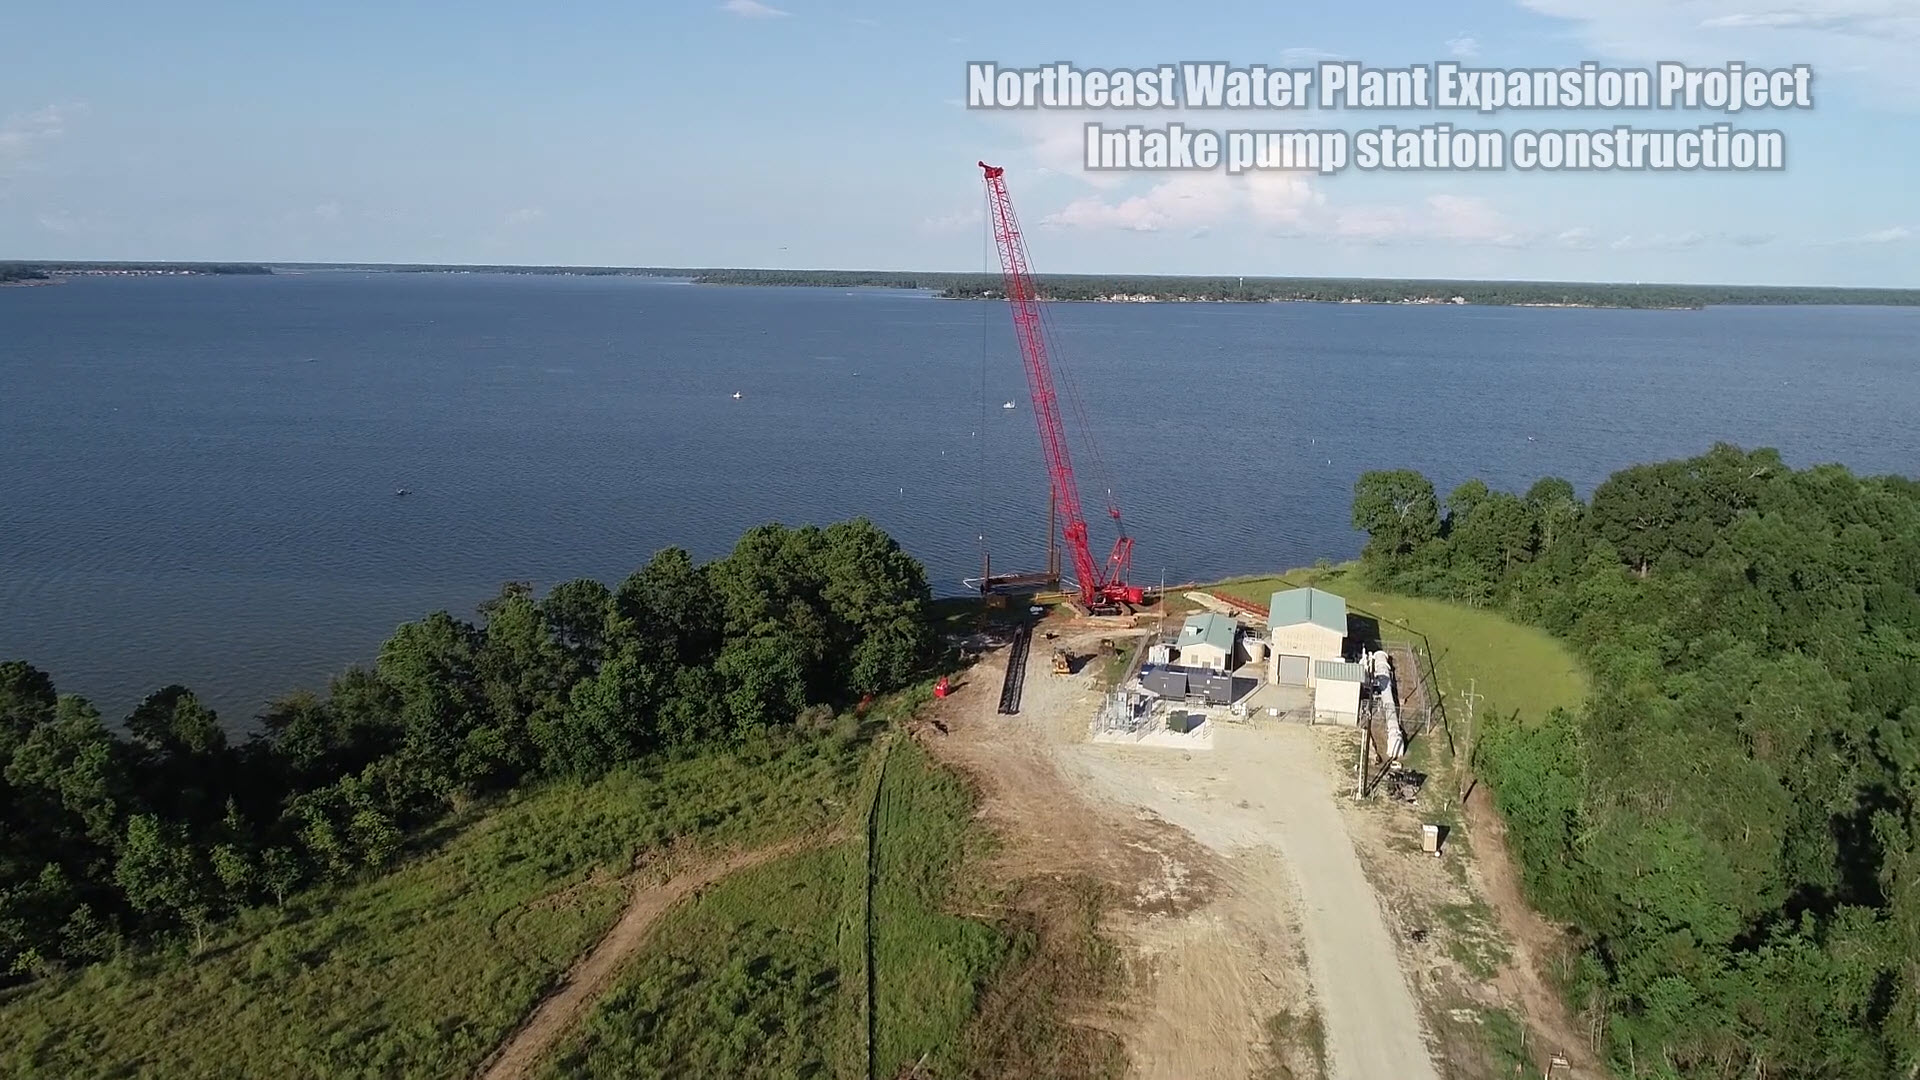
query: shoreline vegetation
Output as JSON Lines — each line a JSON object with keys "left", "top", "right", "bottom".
{"left": 1348, "top": 447, "right": 1920, "bottom": 1078}
{"left": 7, "top": 450, "right": 1920, "bottom": 1075}
{"left": 8, "top": 260, "right": 1918, "bottom": 308}
{"left": 0, "top": 262, "right": 272, "bottom": 283}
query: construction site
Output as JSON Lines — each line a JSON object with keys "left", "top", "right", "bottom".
{"left": 919, "top": 162, "right": 1590, "bottom": 1080}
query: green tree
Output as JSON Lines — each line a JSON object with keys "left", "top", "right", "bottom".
{"left": 715, "top": 634, "right": 809, "bottom": 738}
{"left": 5, "top": 696, "right": 129, "bottom": 851}
{"left": 378, "top": 611, "right": 493, "bottom": 793}
{"left": 614, "top": 548, "right": 721, "bottom": 666}
{"left": 539, "top": 646, "right": 662, "bottom": 776}
{"left": 0, "top": 661, "right": 58, "bottom": 764}
{"left": 541, "top": 577, "right": 616, "bottom": 678}
{"left": 114, "top": 815, "right": 220, "bottom": 953}
{"left": 1351, "top": 470, "right": 1441, "bottom": 565}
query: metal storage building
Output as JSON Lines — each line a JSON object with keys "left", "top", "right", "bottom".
{"left": 1313, "top": 660, "right": 1363, "bottom": 723}
{"left": 1267, "top": 587, "right": 1349, "bottom": 686}
{"left": 1174, "top": 612, "right": 1237, "bottom": 672}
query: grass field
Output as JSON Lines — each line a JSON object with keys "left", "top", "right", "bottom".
{"left": 545, "top": 735, "right": 1006, "bottom": 1080}
{"left": 0, "top": 728, "right": 875, "bottom": 1080}
{"left": 1213, "top": 566, "right": 1589, "bottom": 732}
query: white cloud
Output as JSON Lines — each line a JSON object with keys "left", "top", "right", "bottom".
{"left": 1447, "top": 34, "right": 1482, "bottom": 58}
{"left": 996, "top": 112, "right": 1124, "bottom": 189}
{"left": 720, "top": 0, "right": 789, "bottom": 18}
{"left": 1044, "top": 174, "right": 1236, "bottom": 233}
{"left": 919, "top": 207, "right": 984, "bottom": 233}
{"left": 1041, "top": 172, "right": 1325, "bottom": 234}
{"left": 1037, "top": 174, "right": 1552, "bottom": 250}
{"left": 1554, "top": 226, "right": 1598, "bottom": 249}
{"left": 1516, "top": 0, "right": 1920, "bottom": 101}
{"left": 0, "top": 103, "right": 86, "bottom": 178}
{"left": 1609, "top": 230, "right": 1776, "bottom": 249}
{"left": 35, "top": 209, "right": 85, "bottom": 234}
{"left": 1315, "top": 194, "right": 1531, "bottom": 247}
{"left": 1611, "top": 232, "right": 1700, "bottom": 250}
{"left": 1818, "top": 225, "right": 1913, "bottom": 245}
{"left": 1280, "top": 47, "right": 1345, "bottom": 64}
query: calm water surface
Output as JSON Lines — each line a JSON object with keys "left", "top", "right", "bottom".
{"left": 4, "top": 273, "right": 1917, "bottom": 723}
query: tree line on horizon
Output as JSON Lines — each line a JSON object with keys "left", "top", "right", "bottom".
{"left": 684, "top": 268, "right": 1920, "bottom": 308}
{"left": 0, "top": 518, "right": 932, "bottom": 980}
{"left": 0, "top": 262, "right": 270, "bottom": 279}
{"left": 1351, "top": 446, "right": 1920, "bottom": 1078}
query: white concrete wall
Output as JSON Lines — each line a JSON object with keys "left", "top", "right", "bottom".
{"left": 1179, "top": 643, "right": 1229, "bottom": 671}
{"left": 1314, "top": 677, "right": 1362, "bottom": 723}
{"left": 1267, "top": 624, "right": 1344, "bottom": 682}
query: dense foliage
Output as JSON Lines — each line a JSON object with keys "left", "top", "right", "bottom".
{"left": 0, "top": 518, "right": 932, "bottom": 981}
{"left": 1351, "top": 447, "right": 1920, "bottom": 1078}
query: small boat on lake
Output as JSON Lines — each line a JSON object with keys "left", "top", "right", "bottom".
{"left": 1002, "top": 401, "right": 1016, "bottom": 409}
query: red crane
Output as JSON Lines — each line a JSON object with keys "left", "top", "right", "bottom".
{"left": 978, "top": 161, "right": 1142, "bottom": 610}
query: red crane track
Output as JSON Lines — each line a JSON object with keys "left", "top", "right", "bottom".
{"left": 978, "top": 161, "right": 1141, "bottom": 610}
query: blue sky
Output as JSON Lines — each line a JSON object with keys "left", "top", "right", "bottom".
{"left": 1, "top": 0, "right": 1914, "bottom": 285}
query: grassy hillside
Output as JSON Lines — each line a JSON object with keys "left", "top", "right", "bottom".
{"left": 0, "top": 730, "right": 872, "bottom": 1079}
{"left": 544, "top": 736, "right": 1007, "bottom": 1080}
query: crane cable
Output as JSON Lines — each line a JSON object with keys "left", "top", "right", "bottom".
{"left": 1019, "top": 225, "right": 1121, "bottom": 521}
{"left": 976, "top": 191, "right": 992, "bottom": 578}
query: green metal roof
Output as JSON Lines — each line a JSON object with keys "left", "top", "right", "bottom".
{"left": 1177, "top": 612, "right": 1237, "bottom": 654}
{"left": 1267, "top": 587, "right": 1348, "bottom": 635}
{"left": 1315, "top": 660, "right": 1363, "bottom": 682}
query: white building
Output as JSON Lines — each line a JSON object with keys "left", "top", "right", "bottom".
{"left": 1266, "top": 587, "right": 1348, "bottom": 686}
{"left": 1174, "top": 612, "right": 1236, "bottom": 672}
{"left": 1312, "top": 660, "right": 1363, "bottom": 723}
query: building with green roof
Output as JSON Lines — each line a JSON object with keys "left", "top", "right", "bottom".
{"left": 1266, "top": 587, "right": 1349, "bottom": 686}
{"left": 1175, "top": 611, "right": 1237, "bottom": 671}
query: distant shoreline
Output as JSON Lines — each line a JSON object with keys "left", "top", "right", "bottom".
{"left": 8, "top": 261, "right": 1916, "bottom": 309}
{"left": 0, "top": 262, "right": 273, "bottom": 283}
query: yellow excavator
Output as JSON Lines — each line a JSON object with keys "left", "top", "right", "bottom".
{"left": 1051, "top": 648, "right": 1073, "bottom": 675}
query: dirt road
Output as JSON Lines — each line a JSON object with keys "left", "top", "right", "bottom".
{"left": 930, "top": 625, "right": 1439, "bottom": 1080}
{"left": 474, "top": 838, "right": 816, "bottom": 1080}
{"left": 1065, "top": 724, "right": 1441, "bottom": 1080}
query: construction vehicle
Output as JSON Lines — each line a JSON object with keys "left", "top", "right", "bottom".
{"left": 978, "top": 161, "right": 1144, "bottom": 614}
{"left": 1051, "top": 648, "right": 1073, "bottom": 675}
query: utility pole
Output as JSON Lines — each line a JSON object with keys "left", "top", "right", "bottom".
{"left": 1459, "top": 677, "right": 1484, "bottom": 803}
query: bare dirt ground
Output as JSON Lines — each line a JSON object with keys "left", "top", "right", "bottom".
{"left": 924, "top": 621, "right": 1439, "bottom": 1080}
{"left": 1462, "top": 783, "right": 1599, "bottom": 1076}
{"left": 1065, "top": 722, "right": 1440, "bottom": 1080}
{"left": 474, "top": 836, "right": 820, "bottom": 1080}
{"left": 1332, "top": 744, "right": 1600, "bottom": 1079}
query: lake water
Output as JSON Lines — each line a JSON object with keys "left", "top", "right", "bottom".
{"left": 4, "top": 272, "right": 1917, "bottom": 724}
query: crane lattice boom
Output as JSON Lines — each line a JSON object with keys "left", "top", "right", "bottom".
{"left": 978, "top": 161, "right": 1140, "bottom": 609}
